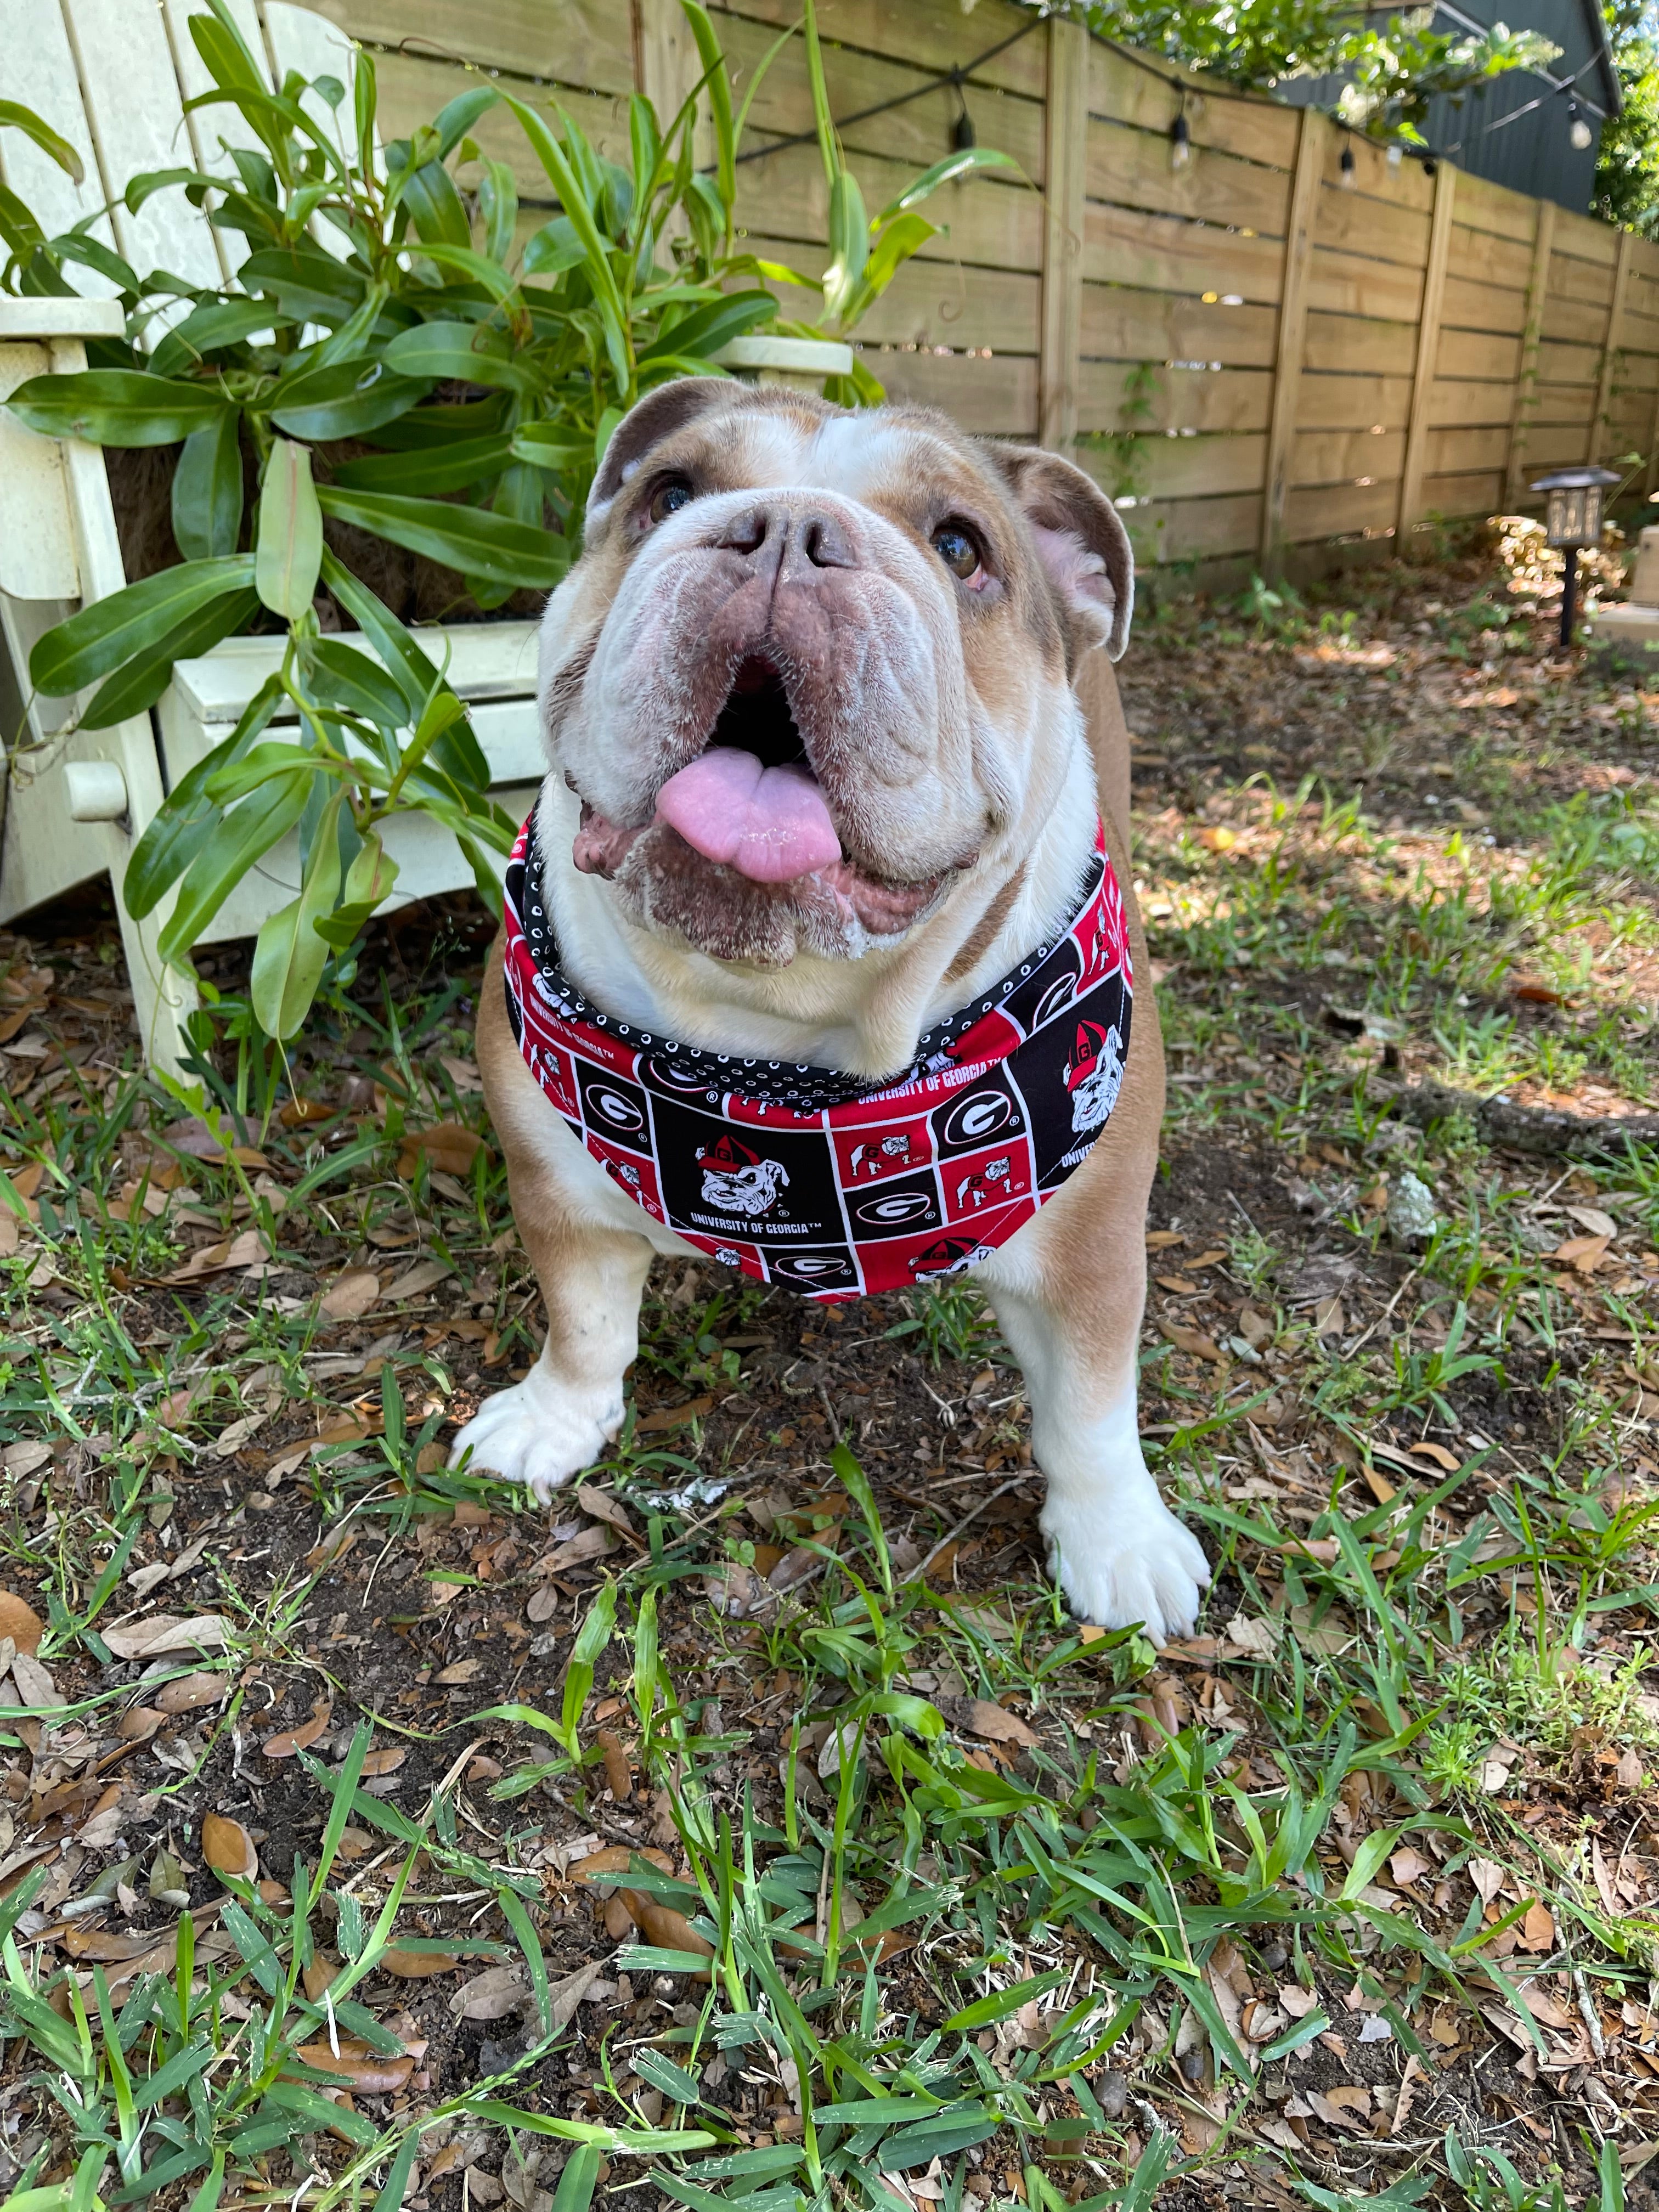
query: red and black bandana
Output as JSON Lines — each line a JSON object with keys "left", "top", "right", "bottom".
{"left": 502, "top": 812, "right": 1133, "bottom": 1302}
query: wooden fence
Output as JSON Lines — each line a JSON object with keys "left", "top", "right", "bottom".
{"left": 311, "top": 0, "right": 1659, "bottom": 583}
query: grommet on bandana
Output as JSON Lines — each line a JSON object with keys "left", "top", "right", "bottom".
{"left": 502, "top": 812, "right": 1133, "bottom": 1302}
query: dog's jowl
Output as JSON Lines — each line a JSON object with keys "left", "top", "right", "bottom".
{"left": 452, "top": 377, "right": 1210, "bottom": 1644}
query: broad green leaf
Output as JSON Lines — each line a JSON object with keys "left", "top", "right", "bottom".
{"left": 123, "top": 674, "right": 282, "bottom": 917}
{"left": 510, "top": 422, "right": 595, "bottom": 468}
{"left": 479, "top": 159, "right": 518, "bottom": 263}
{"left": 251, "top": 792, "right": 342, "bottom": 1038}
{"left": 81, "top": 585, "right": 257, "bottom": 731}
{"left": 551, "top": 2147, "right": 601, "bottom": 2212}
{"left": 172, "top": 408, "right": 244, "bottom": 562}
{"left": 402, "top": 158, "right": 470, "bottom": 247}
{"left": 411, "top": 240, "right": 526, "bottom": 308}
{"left": 332, "top": 431, "right": 514, "bottom": 495}
{"left": 313, "top": 831, "right": 398, "bottom": 947}
{"left": 522, "top": 217, "right": 588, "bottom": 277}
{"left": 315, "top": 484, "right": 568, "bottom": 590}
{"left": 501, "top": 95, "right": 631, "bottom": 387}
{"left": 678, "top": 4, "right": 735, "bottom": 218}
{"left": 0, "top": 100, "right": 84, "bottom": 184}
{"left": 152, "top": 296, "right": 279, "bottom": 377}
{"left": 382, "top": 321, "right": 534, "bottom": 392}
{"left": 306, "top": 639, "right": 408, "bottom": 730}
{"left": 157, "top": 768, "right": 312, "bottom": 962}
{"left": 878, "top": 145, "right": 1022, "bottom": 223}
{"left": 318, "top": 550, "right": 491, "bottom": 791}
{"left": 7, "top": 369, "right": 229, "bottom": 447}
{"left": 371, "top": 2137, "right": 420, "bottom": 2212}
{"left": 240, "top": 243, "right": 363, "bottom": 324}
{"left": 268, "top": 357, "right": 432, "bottom": 440}
{"left": 29, "top": 555, "right": 255, "bottom": 695}
{"left": 256, "top": 438, "right": 323, "bottom": 620}
{"left": 638, "top": 289, "right": 775, "bottom": 363}
{"left": 823, "top": 169, "right": 869, "bottom": 324}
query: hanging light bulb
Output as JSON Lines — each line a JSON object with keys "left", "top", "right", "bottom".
{"left": 1386, "top": 142, "right": 1402, "bottom": 168}
{"left": 1568, "top": 99, "right": 1594, "bottom": 152}
{"left": 1340, "top": 137, "right": 1357, "bottom": 188}
{"left": 1170, "top": 107, "right": 1191, "bottom": 171}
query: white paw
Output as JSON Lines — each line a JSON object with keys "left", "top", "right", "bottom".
{"left": 1041, "top": 1486, "right": 1210, "bottom": 1646}
{"left": 448, "top": 1365, "right": 623, "bottom": 1502}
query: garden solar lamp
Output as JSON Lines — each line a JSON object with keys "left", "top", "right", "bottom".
{"left": 1532, "top": 466, "right": 1621, "bottom": 649}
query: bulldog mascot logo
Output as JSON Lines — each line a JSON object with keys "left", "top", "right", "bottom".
{"left": 1065, "top": 1020, "right": 1124, "bottom": 1135}
{"left": 697, "top": 1131, "right": 790, "bottom": 1218}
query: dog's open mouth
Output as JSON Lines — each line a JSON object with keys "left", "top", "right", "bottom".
{"left": 569, "top": 653, "right": 966, "bottom": 936}
{"left": 652, "top": 656, "right": 842, "bottom": 886}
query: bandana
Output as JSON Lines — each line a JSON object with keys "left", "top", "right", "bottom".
{"left": 502, "top": 812, "right": 1132, "bottom": 1302}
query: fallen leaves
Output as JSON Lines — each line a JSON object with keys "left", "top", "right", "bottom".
{"left": 319, "top": 1268, "right": 380, "bottom": 1322}
{"left": 292, "top": 2036, "right": 416, "bottom": 2096}
{"left": 163, "top": 1228, "right": 268, "bottom": 1283}
{"left": 100, "top": 1615, "right": 230, "bottom": 1661}
{"left": 263, "top": 1699, "right": 332, "bottom": 1759}
{"left": 202, "top": 1813, "right": 258, "bottom": 1882}
{"left": 397, "top": 1122, "right": 490, "bottom": 1180}
{"left": 0, "top": 1592, "right": 44, "bottom": 1656}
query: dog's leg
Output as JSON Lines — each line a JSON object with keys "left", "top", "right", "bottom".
{"left": 450, "top": 946, "right": 657, "bottom": 1500}
{"left": 981, "top": 1263, "right": 1209, "bottom": 1644}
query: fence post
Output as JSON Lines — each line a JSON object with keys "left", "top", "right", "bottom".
{"left": 1260, "top": 107, "right": 1327, "bottom": 580}
{"left": 1040, "top": 18, "right": 1088, "bottom": 453}
{"left": 1507, "top": 198, "right": 1554, "bottom": 506}
{"left": 1591, "top": 229, "right": 1633, "bottom": 467}
{"left": 1397, "top": 160, "right": 1457, "bottom": 555}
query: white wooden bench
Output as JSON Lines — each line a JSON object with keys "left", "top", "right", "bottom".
{"left": 0, "top": 1, "right": 546, "bottom": 1075}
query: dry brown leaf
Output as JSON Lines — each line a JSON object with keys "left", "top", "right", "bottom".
{"left": 263, "top": 1699, "right": 332, "bottom": 1759}
{"left": 1159, "top": 1322, "right": 1226, "bottom": 1364}
{"left": 452, "top": 1966, "right": 531, "bottom": 2021}
{"left": 379, "top": 1947, "right": 460, "bottom": 1978}
{"left": 569, "top": 1844, "right": 672, "bottom": 1887}
{"left": 1407, "top": 1441, "right": 1460, "bottom": 1471}
{"left": 359, "top": 1747, "right": 406, "bottom": 1777}
{"left": 543, "top": 1524, "right": 617, "bottom": 1573}
{"left": 1521, "top": 1900, "right": 1556, "bottom": 1950}
{"left": 101, "top": 1616, "right": 230, "bottom": 1661}
{"left": 575, "top": 1483, "right": 640, "bottom": 1543}
{"left": 319, "top": 1269, "right": 380, "bottom": 1323}
{"left": 434, "top": 1659, "right": 483, "bottom": 1685}
{"left": 163, "top": 1228, "right": 267, "bottom": 1283}
{"left": 631, "top": 1898, "right": 714, "bottom": 1977}
{"left": 397, "top": 1122, "right": 490, "bottom": 1180}
{"left": 1554, "top": 1233, "right": 1611, "bottom": 1273}
{"left": 303, "top": 1956, "right": 339, "bottom": 2000}
{"left": 155, "top": 1671, "right": 224, "bottom": 1714}
{"left": 1565, "top": 1204, "right": 1618, "bottom": 1240}
{"left": 0, "top": 1593, "right": 44, "bottom": 1656}
{"left": 1308, "top": 2086, "right": 1370, "bottom": 2132}
{"left": 1278, "top": 1984, "right": 1319, "bottom": 2019}
{"left": 116, "top": 1706, "right": 167, "bottom": 1743}
{"left": 1468, "top": 1857, "right": 1506, "bottom": 1905}
{"left": 292, "top": 2038, "right": 414, "bottom": 2096}
{"left": 636, "top": 1395, "right": 714, "bottom": 1432}
{"left": 960, "top": 1700, "right": 1037, "bottom": 1747}
{"left": 1389, "top": 1847, "right": 1433, "bottom": 1888}
{"left": 1146, "top": 1230, "right": 1185, "bottom": 1249}
{"left": 381, "top": 1259, "right": 453, "bottom": 1302}
{"left": 596, "top": 1728, "right": 634, "bottom": 1801}
{"left": 201, "top": 1813, "right": 258, "bottom": 1882}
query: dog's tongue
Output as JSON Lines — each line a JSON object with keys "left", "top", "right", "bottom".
{"left": 655, "top": 749, "right": 842, "bottom": 884}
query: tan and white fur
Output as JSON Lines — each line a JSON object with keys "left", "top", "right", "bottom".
{"left": 452, "top": 379, "right": 1209, "bottom": 1642}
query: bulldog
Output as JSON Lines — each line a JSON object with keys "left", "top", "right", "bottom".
{"left": 450, "top": 376, "right": 1210, "bottom": 1642}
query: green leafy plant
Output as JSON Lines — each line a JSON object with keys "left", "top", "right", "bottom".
{"left": 1, "top": 0, "right": 1015, "bottom": 1046}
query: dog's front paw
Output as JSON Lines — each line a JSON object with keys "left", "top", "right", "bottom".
{"left": 1041, "top": 1487, "right": 1210, "bottom": 1646}
{"left": 449, "top": 1365, "right": 624, "bottom": 1502}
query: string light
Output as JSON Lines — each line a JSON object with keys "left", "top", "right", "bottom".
{"left": 1340, "top": 135, "right": 1357, "bottom": 188}
{"left": 1568, "top": 98, "right": 1593, "bottom": 151}
{"left": 1170, "top": 103, "right": 1191, "bottom": 170}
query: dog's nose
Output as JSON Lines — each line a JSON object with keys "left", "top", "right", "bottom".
{"left": 715, "top": 505, "right": 856, "bottom": 578}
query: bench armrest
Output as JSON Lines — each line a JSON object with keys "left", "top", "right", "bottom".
{"left": 0, "top": 298, "right": 126, "bottom": 342}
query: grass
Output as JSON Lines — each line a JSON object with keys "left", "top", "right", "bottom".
{"left": 2, "top": 542, "right": 1659, "bottom": 2210}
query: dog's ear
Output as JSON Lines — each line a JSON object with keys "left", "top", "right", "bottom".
{"left": 979, "top": 443, "right": 1135, "bottom": 662}
{"left": 588, "top": 377, "right": 735, "bottom": 522}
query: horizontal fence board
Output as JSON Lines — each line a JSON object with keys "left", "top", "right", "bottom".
{"left": 1319, "top": 135, "right": 1435, "bottom": 209}
{"left": 1547, "top": 250, "right": 1616, "bottom": 307}
{"left": 1305, "top": 312, "right": 1418, "bottom": 376}
{"left": 720, "top": 12, "right": 1047, "bottom": 182}
{"left": 1079, "top": 361, "right": 1274, "bottom": 433}
{"left": 309, "top": 0, "right": 636, "bottom": 93}
{"left": 1285, "top": 478, "right": 1400, "bottom": 538}
{"left": 1088, "top": 46, "right": 1300, "bottom": 169}
{"left": 1447, "top": 222, "right": 1534, "bottom": 292}
{"left": 1449, "top": 172, "right": 1536, "bottom": 245}
{"left": 1537, "top": 337, "right": 1604, "bottom": 383}
{"left": 1292, "top": 425, "right": 1406, "bottom": 483}
{"left": 1440, "top": 275, "right": 1529, "bottom": 338}
{"left": 1420, "top": 467, "right": 1505, "bottom": 515}
{"left": 1427, "top": 377, "right": 1516, "bottom": 428}
{"left": 1124, "top": 490, "right": 1265, "bottom": 561}
{"left": 1426, "top": 423, "right": 1507, "bottom": 474}
{"left": 1295, "top": 370, "right": 1414, "bottom": 430}
{"left": 865, "top": 346, "right": 1037, "bottom": 432}
{"left": 734, "top": 144, "right": 1042, "bottom": 272}
{"left": 1087, "top": 116, "right": 1290, "bottom": 234}
{"left": 373, "top": 50, "right": 632, "bottom": 168}
{"left": 742, "top": 234, "right": 1040, "bottom": 351}
{"left": 1081, "top": 283, "right": 1279, "bottom": 367}
{"left": 1310, "top": 184, "right": 1432, "bottom": 268}
{"left": 1554, "top": 206, "right": 1621, "bottom": 266}
{"left": 1438, "top": 326, "right": 1523, "bottom": 381}
{"left": 1307, "top": 243, "right": 1424, "bottom": 323}
{"left": 1082, "top": 200, "right": 1285, "bottom": 303}
{"left": 1107, "top": 430, "right": 1266, "bottom": 500}
{"left": 1525, "top": 425, "right": 1598, "bottom": 469}
{"left": 710, "top": 0, "right": 1049, "bottom": 99}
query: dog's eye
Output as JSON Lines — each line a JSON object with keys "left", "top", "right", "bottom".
{"left": 648, "top": 476, "right": 696, "bottom": 524}
{"left": 931, "top": 520, "right": 983, "bottom": 581}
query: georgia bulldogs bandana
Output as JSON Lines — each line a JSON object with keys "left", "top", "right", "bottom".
{"left": 502, "top": 812, "right": 1133, "bottom": 1302}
